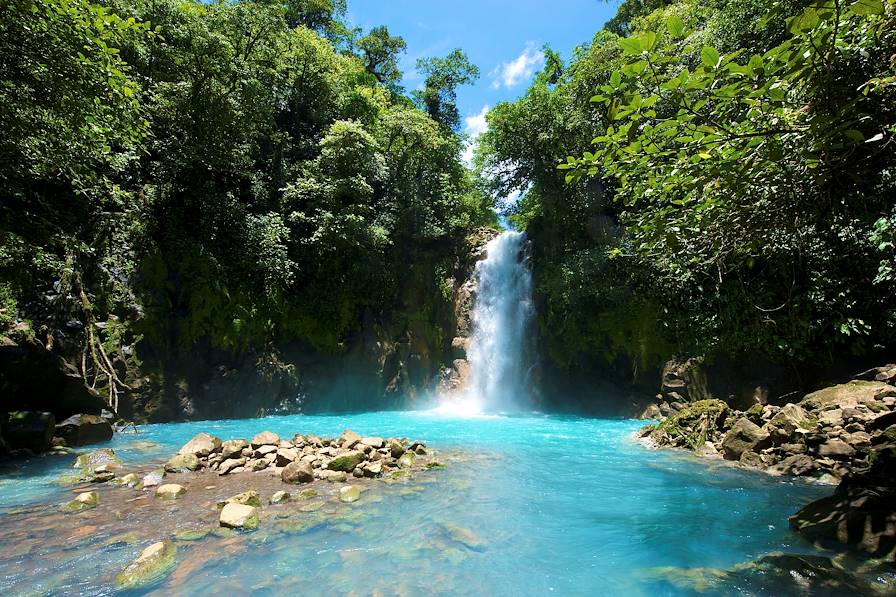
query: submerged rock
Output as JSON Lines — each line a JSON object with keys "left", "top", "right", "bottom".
{"left": 73, "top": 448, "right": 121, "bottom": 472}
{"left": 61, "top": 491, "right": 99, "bottom": 513}
{"left": 142, "top": 469, "right": 165, "bottom": 488}
{"left": 270, "top": 490, "right": 290, "bottom": 504}
{"left": 156, "top": 484, "right": 186, "bottom": 500}
{"left": 115, "top": 541, "right": 177, "bottom": 590}
{"left": 339, "top": 485, "right": 360, "bottom": 503}
{"left": 219, "top": 503, "right": 258, "bottom": 529}
{"left": 119, "top": 473, "right": 141, "bottom": 487}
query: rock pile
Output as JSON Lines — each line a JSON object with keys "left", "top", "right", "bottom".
{"left": 641, "top": 379, "right": 896, "bottom": 484}
{"left": 169, "top": 429, "right": 428, "bottom": 483}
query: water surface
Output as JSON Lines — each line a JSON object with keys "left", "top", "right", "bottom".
{"left": 0, "top": 412, "right": 830, "bottom": 595}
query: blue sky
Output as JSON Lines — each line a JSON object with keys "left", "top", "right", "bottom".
{"left": 346, "top": 0, "right": 620, "bottom": 161}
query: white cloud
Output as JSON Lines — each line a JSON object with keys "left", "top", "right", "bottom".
{"left": 462, "top": 105, "right": 489, "bottom": 166}
{"left": 491, "top": 44, "right": 545, "bottom": 89}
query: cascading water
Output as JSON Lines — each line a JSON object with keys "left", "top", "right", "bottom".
{"left": 463, "top": 230, "right": 535, "bottom": 412}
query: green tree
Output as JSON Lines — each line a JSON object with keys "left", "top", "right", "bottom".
{"left": 415, "top": 50, "right": 480, "bottom": 130}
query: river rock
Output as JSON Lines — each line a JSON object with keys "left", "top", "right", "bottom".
{"left": 328, "top": 451, "right": 364, "bottom": 472}
{"left": 4, "top": 411, "right": 55, "bottom": 453}
{"left": 156, "top": 484, "right": 186, "bottom": 499}
{"left": 219, "top": 503, "right": 258, "bottom": 529}
{"left": 339, "top": 485, "right": 360, "bottom": 503}
{"left": 281, "top": 461, "right": 314, "bottom": 483}
{"left": 55, "top": 414, "right": 113, "bottom": 446}
{"left": 220, "top": 439, "right": 248, "bottom": 459}
{"left": 388, "top": 439, "right": 405, "bottom": 458}
{"left": 769, "top": 454, "right": 816, "bottom": 477}
{"left": 768, "top": 403, "right": 816, "bottom": 436}
{"left": 251, "top": 431, "right": 279, "bottom": 448}
{"left": 222, "top": 490, "right": 261, "bottom": 508}
{"left": 340, "top": 429, "right": 362, "bottom": 449}
{"left": 115, "top": 540, "right": 177, "bottom": 590}
{"left": 177, "top": 432, "right": 221, "bottom": 457}
{"left": 319, "top": 470, "right": 347, "bottom": 482}
{"left": 61, "top": 490, "right": 99, "bottom": 512}
{"left": 119, "top": 473, "right": 140, "bottom": 487}
{"left": 165, "top": 453, "right": 201, "bottom": 472}
{"left": 818, "top": 439, "right": 856, "bottom": 459}
{"left": 142, "top": 469, "right": 165, "bottom": 488}
{"left": 275, "top": 447, "right": 298, "bottom": 466}
{"left": 364, "top": 460, "right": 383, "bottom": 477}
{"left": 74, "top": 448, "right": 121, "bottom": 472}
{"left": 270, "top": 490, "right": 290, "bottom": 504}
{"left": 398, "top": 451, "right": 416, "bottom": 468}
{"left": 218, "top": 457, "right": 247, "bottom": 475}
{"left": 361, "top": 437, "right": 384, "bottom": 449}
{"left": 721, "top": 418, "right": 770, "bottom": 460}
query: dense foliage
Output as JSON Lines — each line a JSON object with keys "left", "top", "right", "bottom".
{"left": 0, "top": 0, "right": 494, "bottom": 414}
{"left": 479, "top": 0, "right": 896, "bottom": 383}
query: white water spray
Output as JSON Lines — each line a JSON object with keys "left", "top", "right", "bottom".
{"left": 462, "top": 230, "right": 535, "bottom": 413}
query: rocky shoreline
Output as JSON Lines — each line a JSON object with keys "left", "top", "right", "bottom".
{"left": 47, "top": 428, "right": 446, "bottom": 590}
{"left": 637, "top": 366, "right": 896, "bottom": 562}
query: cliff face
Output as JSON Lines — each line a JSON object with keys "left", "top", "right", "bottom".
{"left": 50, "top": 227, "right": 500, "bottom": 422}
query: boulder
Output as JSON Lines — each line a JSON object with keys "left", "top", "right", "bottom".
{"left": 801, "top": 380, "right": 895, "bottom": 411}
{"left": 73, "top": 448, "right": 121, "bottom": 472}
{"left": 388, "top": 440, "right": 406, "bottom": 458}
{"left": 364, "top": 460, "right": 383, "bottom": 477}
{"left": 61, "top": 490, "right": 99, "bottom": 512}
{"left": 55, "top": 414, "right": 113, "bottom": 446}
{"left": 721, "top": 418, "right": 770, "bottom": 460}
{"left": 767, "top": 403, "right": 816, "bottom": 436}
{"left": 398, "top": 451, "right": 417, "bottom": 468}
{"left": 165, "top": 453, "right": 201, "bottom": 473}
{"left": 327, "top": 451, "right": 364, "bottom": 472}
{"left": 218, "top": 457, "right": 247, "bottom": 475}
{"left": 275, "top": 447, "right": 298, "bottom": 466}
{"left": 119, "top": 473, "right": 140, "bottom": 487}
{"left": 769, "top": 454, "right": 816, "bottom": 477}
{"left": 220, "top": 439, "right": 248, "bottom": 459}
{"left": 115, "top": 541, "right": 177, "bottom": 590}
{"left": 281, "top": 461, "right": 314, "bottom": 484}
{"left": 340, "top": 429, "right": 362, "bottom": 449}
{"left": 361, "top": 437, "right": 384, "bottom": 449}
{"left": 319, "top": 470, "right": 347, "bottom": 482}
{"left": 339, "top": 485, "right": 360, "bottom": 503}
{"left": 219, "top": 503, "right": 258, "bottom": 529}
{"left": 818, "top": 439, "right": 856, "bottom": 459}
{"left": 3, "top": 411, "right": 55, "bottom": 453}
{"left": 250, "top": 431, "right": 279, "bottom": 448}
{"left": 177, "top": 433, "right": 221, "bottom": 457}
{"left": 649, "top": 399, "right": 730, "bottom": 449}
{"left": 155, "top": 484, "right": 186, "bottom": 499}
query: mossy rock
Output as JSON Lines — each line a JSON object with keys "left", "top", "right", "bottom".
{"left": 115, "top": 541, "right": 177, "bottom": 590}
{"left": 655, "top": 399, "right": 730, "bottom": 449}
{"left": 327, "top": 451, "right": 364, "bottom": 472}
{"left": 297, "top": 489, "right": 319, "bottom": 499}
{"left": 398, "top": 451, "right": 417, "bottom": 468}
{"left": 425, "top": 461, "right": 446, "bottom": 470}
{"left": 73, "top": 448, "right": 121, "bottom": 472}
{"left": 61, "top": 491, "right": 99, "bottom": 513}
{"left": 174, "top": 529, "right": 210, "bottom": 542}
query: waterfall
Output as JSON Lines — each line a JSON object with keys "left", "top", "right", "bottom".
{"left": 464, "top": 230, "right": 535, "bottom": 412}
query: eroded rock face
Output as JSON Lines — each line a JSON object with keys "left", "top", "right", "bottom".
{"left": 3, "top": 411, "right": 55, "bottom": 453}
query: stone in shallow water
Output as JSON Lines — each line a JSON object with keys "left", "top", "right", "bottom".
{"left": 220, "top": 490, "right": 262, "bottom": 508}
{"left": 73, "top": 448, "right": 121, "bottom": 472}
{"left": 398, "top": 451, "right": 417, "bottom": 468}
{"left": 177, "top": 432, "right": 221, "bottom": 457}
{"left": 156, "top": 484, "right": 186, "bottom": 500}
{"left": 115, "top": 540, "right": 177, "bottom": 590}
{"left": 61, "top": 490, "right": 99, "bottom": 513}
{"left": 166, "top": 453, "right": 201, "bottom": 472}
{"left": 119, "top": 473, "right": 140, "bottom": 487}
{"left": 339, "top": 485, "right": 360, "bottom": 503}
{"left": 270, "top": 491, "right": 290, "bottom": 504}
{"left": 219, "top": 503, "right": 259, "bottom": 529}
{"left": 142, "top": 469, "right": 165, "bottom": 488}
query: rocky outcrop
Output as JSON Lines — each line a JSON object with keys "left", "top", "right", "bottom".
{"left": 2, "top": 411, "right": 55, "bottom": 453}
{"left": 55, "top": 413, "right": 113, "bottom": 446}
